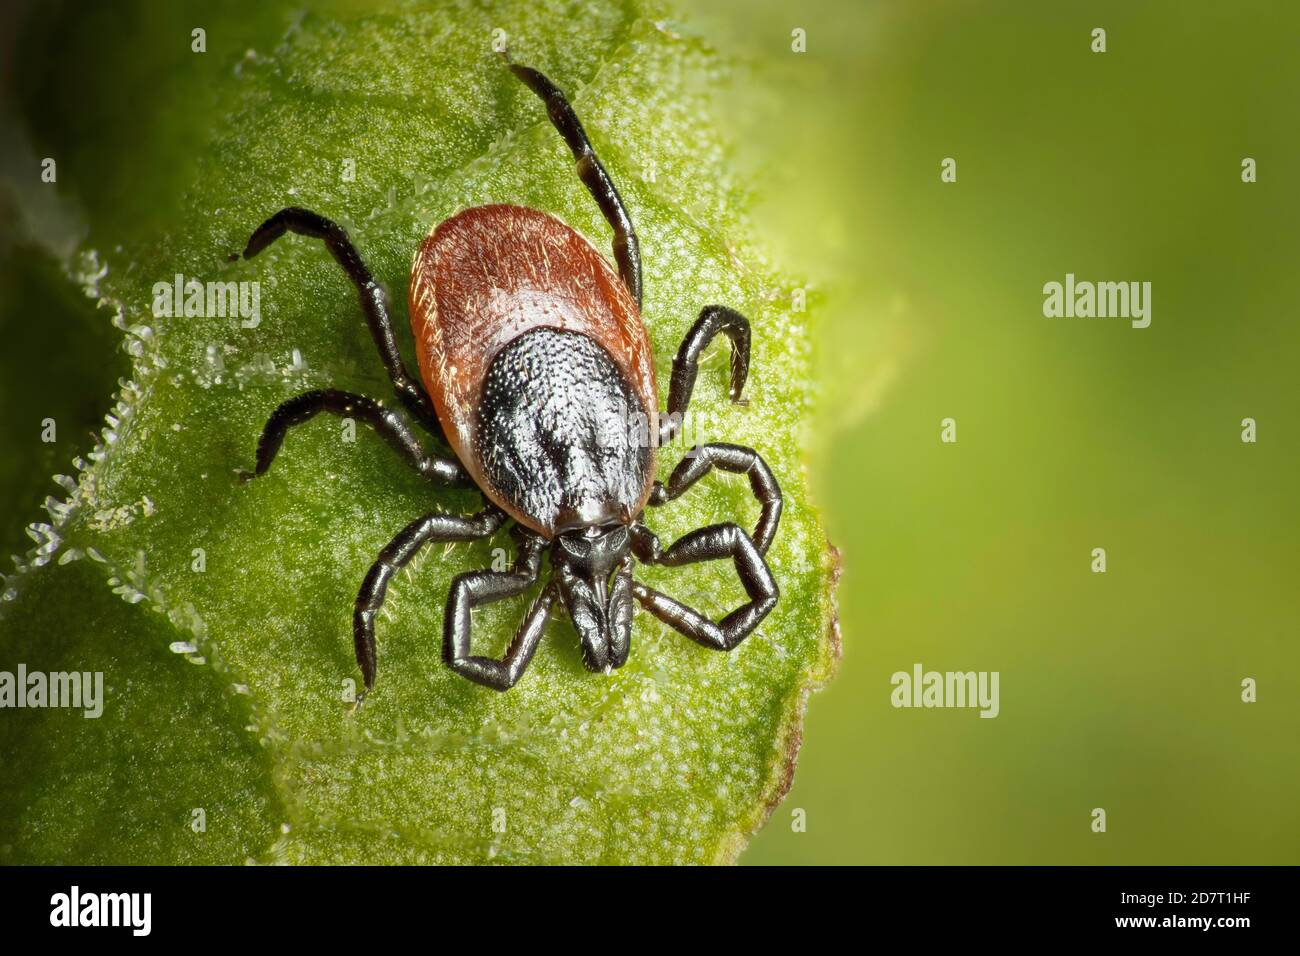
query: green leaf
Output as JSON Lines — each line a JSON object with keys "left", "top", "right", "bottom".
{"left": 0, "top": 559, "right": 281, "bottom": 864}
{"left": 0, "top": 248, "right": 128, "bottom": 563}
{"left": 1, "top": 0, "right": 837, "bottom": 864}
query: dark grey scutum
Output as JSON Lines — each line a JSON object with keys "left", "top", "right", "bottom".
{"left": 475, "top": 328, "right": 653, "bottom": 535}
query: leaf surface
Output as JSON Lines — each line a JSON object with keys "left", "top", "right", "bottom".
{"left": 0, "top": 0, "right": 837, "bottom": 864}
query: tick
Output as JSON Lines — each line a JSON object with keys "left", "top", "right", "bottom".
{"left": 241, "top": 60, "right": 781, "bottom": 695}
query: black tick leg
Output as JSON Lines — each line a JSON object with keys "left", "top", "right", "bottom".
{"left": 658, "top": 306, "right": 751, "bottom": 446}
{"left": 631, "top": 522, "right": 778, "bottom": 652}
{"left": 354, "top": 507, "right": 508, "bottom": 694}
{"left": 243, "top": 206, "right": 444, "bottom": 437}
{"left": 649, "top": 442, "right": 782, "bottom": 555}
{"left": 507, "top": 60, "right": 642, "bottom": 308}
{"left": 444, "top": 529, "right": 554, "bottom": 691}
{"left": 250, "top": 388, "right": 468, "bottom": 485}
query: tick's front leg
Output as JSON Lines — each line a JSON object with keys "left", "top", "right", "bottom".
{"left": 353, "top": 506, "right": 508, "bottom": 695}
{"left": 631, "top": 522, "right": 777, "bottom": 652}
{"left": 443, "top": 530, "right": 552, "bottom": 690}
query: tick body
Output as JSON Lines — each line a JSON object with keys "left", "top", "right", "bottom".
{"left": 242, "top": 61, "right": 782, "bottom": 695}
{"left": 410, "top": 204, "right": 657, "bottom": 536}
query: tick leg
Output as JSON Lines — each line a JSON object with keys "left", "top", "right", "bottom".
{"left": 250, "top": 388, "right": 469, "bottom": 485}
{"left": 243, "top": 206, "right": 444, "bottom": 438}
{"left": 354, "top": 507, "right": 509, "bottom": 694}
{"left": 631, "top": 522, "right": 778, "bottom": 652}
{"left": 507, "top": 60, "right": 642, "bottom": 308}
{"left": 658, "top": 306, "right": 751, "bottom": 446}
{"left": 649, "top": 442, "right": 782, "bottom": 555}
{"left": 444, "top": 531, "right": 553, "bottom": 691}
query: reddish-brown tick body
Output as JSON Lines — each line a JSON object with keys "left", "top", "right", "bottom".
{"left": 410, "top": 204, "right": 658, "bottom": 538}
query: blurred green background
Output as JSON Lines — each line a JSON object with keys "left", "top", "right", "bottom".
{"left": 2, "top": 0, "right": 1297, "bottom": 864}
{"left": 713, "top": 0, "right": 1300, "bottom": 863}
